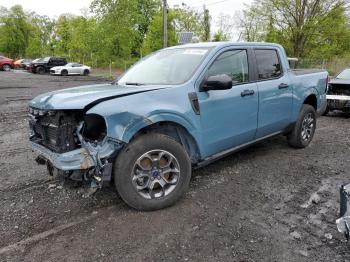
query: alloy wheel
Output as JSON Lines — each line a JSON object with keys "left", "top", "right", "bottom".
{"left": 132, "top": 150, "right": 180, "bottom": 199}
{"left": 301, "top": 113, "right": 315, "bottom": 142}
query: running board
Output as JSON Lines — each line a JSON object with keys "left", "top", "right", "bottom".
{"left": 194, "top": 131, "right": 282, "bottom": 169}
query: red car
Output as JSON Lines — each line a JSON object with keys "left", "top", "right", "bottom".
{"left": 0, "top": 56, "right": 14, "bottom": 71}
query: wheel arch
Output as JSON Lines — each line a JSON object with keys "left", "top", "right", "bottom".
{"left": 129, "top": 121, "right": 201, "bottom": 164}
{"left": 302, "top": 87, "right": 318, "bottom": 111}
{"left": 303, "top": 93, "right": 317, "bottom": 111}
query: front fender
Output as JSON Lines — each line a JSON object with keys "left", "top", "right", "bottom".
{"left": 102, "top": 111, "right": 198, "bottom": 143}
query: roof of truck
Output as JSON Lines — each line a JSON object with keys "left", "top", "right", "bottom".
{"left": 169, "top": 41, "right": 283, "bottom": 49}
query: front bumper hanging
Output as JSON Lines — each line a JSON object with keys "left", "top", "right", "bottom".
{"left": 31, "top": 122, "right": 123, "bottom": 187}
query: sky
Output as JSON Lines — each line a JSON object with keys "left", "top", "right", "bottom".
{"left": 0, "top": 0, "right": 254, "bottom": 40}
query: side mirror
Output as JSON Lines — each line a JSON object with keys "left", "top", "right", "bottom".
{"left": 200, "top": 74, "right": 233, "bottom": 92}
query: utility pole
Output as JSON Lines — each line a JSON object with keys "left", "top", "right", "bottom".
{"left": 163, "top": 0, "right": 168, "bottom": 48}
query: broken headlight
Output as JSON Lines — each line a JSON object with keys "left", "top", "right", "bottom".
{"left": 82, "top": 114, "right": 107, "bottom": 142}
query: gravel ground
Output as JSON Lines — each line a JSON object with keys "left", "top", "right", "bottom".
{"left": 0, "top": 71, "right": 349, "bottom": 262}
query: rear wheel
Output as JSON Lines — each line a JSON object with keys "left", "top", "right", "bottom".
{"left": 2, "top": 64, "right": 11, "bottom": 71}
{"left": 36, "top": 66, "right": 45, "bottom": 74}
{"left": 83, "top": 69, "right": 90, "bottom": 76}
{"left": 114, "top": 133, "right": 191, "bottom": 211}
{"left": 287, "top": 104, "right": 316, "bottom": 148}
{"left": 61, "top": 70, "right": 68, "bottom": 76}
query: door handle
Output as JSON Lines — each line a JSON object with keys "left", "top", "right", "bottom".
{"left": 278, "top": 83, "right": 289, "bottom": 89}
{"left": 241, "top": 89, "right": 255, "bottom": 97}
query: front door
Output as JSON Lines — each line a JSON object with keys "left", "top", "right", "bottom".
{"left": 197, "top": 49, "right": 259, "bottom": 158}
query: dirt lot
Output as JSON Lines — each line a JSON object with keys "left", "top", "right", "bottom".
{"left": 0, "top": 71, "right": 349, "bottom": 262}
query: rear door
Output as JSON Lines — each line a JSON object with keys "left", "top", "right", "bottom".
{"left": 254, "top": 48, "right": 293, "bottom": 138}
{"left": 197, "top": 48, "right": 259, "bottom": 157}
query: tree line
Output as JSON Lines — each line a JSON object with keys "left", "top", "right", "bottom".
{"left": 0, "top": 0, "right": 213, "bottom": 67}
{"left": 0, "top": 0, "right": 349, "bottom": 68}
{"left": 236, "top": 0, "right": 350, "bottom": 60}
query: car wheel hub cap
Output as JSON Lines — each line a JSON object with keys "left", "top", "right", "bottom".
{"left": 132, "top": 150, "right": 180, "bottom": 199}
{"left": 301, "top": 113, "right": 314, "bottom": 141}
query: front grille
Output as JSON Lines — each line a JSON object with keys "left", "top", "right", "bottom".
{"left": 328, "top": 84, "right": 350, "bottom": 96}
{"left": 29, "top": 109, "right": 80, "bottom": 153}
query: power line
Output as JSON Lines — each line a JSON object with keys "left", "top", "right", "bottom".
{"left": 204, "top": 0, "right": 231, "bottom": 6}
{"left": 192, "top": 0, "right": 231, "bottom": 7}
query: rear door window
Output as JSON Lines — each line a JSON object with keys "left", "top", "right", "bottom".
{"left": 255, "top": 49, "right": 282, "bottom": 80}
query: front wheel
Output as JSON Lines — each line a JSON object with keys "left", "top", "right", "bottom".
{"left": 2, "top": 64, "right": 11, "bottom": 71}
{"left": 61, "top": 70, "right": 68, "bottom": 76}
{"left": 287, "top": 104, "right": 316, "bottom": 148}
{"left": 114, "top": 133, "right": 191, "bottom": 211}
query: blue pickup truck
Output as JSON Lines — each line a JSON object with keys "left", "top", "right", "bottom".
{"left": 29, "top": 42, "right": 328, "bottom": 210}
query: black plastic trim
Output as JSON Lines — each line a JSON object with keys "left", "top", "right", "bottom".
{"left": 188, "top": 92, "right": 200, "bottom": 115}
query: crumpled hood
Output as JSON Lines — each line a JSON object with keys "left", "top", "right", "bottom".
{"left": 329, "top": 78, "right": 350, "bottom": 85}
{"left": 29, "top": 84, "right": 168, "bottom": 110}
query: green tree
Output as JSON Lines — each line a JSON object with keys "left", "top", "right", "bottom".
{"left": 141, "top": 10, "right": 178, "bottom": 55}
{"left": 90, "top": 0, "right": 160, "bottom": 60}
{"left": 238, "top": 0, "right": 350, "bottom": 59}
{"left": 213, "top": 13, "right": 233, "bottom": 41}
{"left": 202, "top": 7, "right": 211, "bottom": 41}
{"left": 26, "top": 14, "right": 55, "bottom": 58}
{"left": 0, "top": 5, "right": 30, "bottom": 58}
{"left": 173, "top": 3, "right": 204, "bottom": 39}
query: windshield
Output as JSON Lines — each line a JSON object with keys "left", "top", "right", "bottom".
{"left": 43, "top": 57, "right": 50, "bottom": 62}
{"left": 117, "top": 48, "right": 210, "bottom": 85}
{"left": 336, "top": 68, "right": 350, "bottom": 80}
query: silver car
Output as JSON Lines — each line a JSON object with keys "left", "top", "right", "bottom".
{"left": 50, "top": 63, "right": 91, "bottom": 76}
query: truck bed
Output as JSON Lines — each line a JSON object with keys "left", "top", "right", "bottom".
{"left": 292, "top": 69, "right": 327, "bottom": 76}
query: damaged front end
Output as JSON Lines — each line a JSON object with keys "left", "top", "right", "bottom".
{"left": 336, "top": 184, "right": 350, "bottom": 240}
{"left": 327, "top": 83, "right": 350, "bottom": 112}
{"left": 28, "top": 108, "right": 123, "bottom": 189}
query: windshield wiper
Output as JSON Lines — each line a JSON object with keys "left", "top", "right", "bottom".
{"left": 125, "top": 82, "right": 145, "bottom": 86}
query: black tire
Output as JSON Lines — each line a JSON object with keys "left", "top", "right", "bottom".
{"left": 83, "top": 69, "right": 90, "bottom": 76}
{"left": 36, "top": 66, "right": 45, "bottom": 74}
{"left": 61, "top": 70, "right": 68, "bottom": 76}
{"left": 2, "top": 64, "right": 11, "bottom": 71}
{"left": 287, "top": 104, "right": 316, "bottom": 148}
{"left": 114, "top": 133, "right": 191, "bottom": 211}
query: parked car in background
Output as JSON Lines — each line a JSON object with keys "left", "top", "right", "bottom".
{"left": 50, "top": 63, "right": 91, "bottom": 76}
{"left": 27, "top": 57, "right": 67, "bottom": 74}
{"left": 14, "top": 59, "right": 32, "bottom": 69}
{"left": 325, "top": 67, "right": 350, "bottom": 114}
{"left": 0, "top": 56, "right": 14, "bottom": 71}
{"left": 29, "top": 42, "right": 328, "bottom": 211}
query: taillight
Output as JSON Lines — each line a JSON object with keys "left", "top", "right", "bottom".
{"left": 326, "top": 75, "right": 330, "bottom": 92}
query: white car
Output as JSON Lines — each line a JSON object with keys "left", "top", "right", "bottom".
{"left": 50, "top": 63, "right": 91, "bottom": 76}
